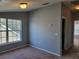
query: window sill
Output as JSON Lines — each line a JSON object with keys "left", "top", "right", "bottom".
{"left": 0, "top": 40, "right": 22, "bottom": 46}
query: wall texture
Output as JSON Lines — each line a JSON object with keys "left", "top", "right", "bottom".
{"left": 0, "top": 12, "right": 29, "bottom": 52}
{"left": 29, "top": 3, "right": 62, "bottom": 55}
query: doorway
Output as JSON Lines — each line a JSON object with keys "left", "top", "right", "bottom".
{"left": 62, "top": 18, "right": 65, "bottom": 54}
{"left": 74, "top": 20, "right": 79, "bottom": 48}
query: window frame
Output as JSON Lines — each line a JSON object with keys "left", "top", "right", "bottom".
{"left": 0, "top": 18, "right": 22, "bottom": 46}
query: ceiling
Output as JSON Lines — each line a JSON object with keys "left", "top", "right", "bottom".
{"left": 63, "top": 1, "right": 79, "bottom": 12}
{"left": 71, "top": 1, "right": 79, "bottom": 10}
{"left": 0, "top": 0, "right": 77, "bottom": 12}
{"left": 0, "top": 0, "right": 62, "bottom": 12}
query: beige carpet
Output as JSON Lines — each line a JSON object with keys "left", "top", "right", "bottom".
{"left": 0, "top": 47, "right": 79, "bottom": 59}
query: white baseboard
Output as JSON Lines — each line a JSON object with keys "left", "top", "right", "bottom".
{"left": 0, "top": 44, "right": 29, "bottom": 54}
{"left": 31, "top": 45, "right": 61, "bottom": 56}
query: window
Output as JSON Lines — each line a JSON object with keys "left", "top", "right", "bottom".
{"left": 0, "top": 18, "right": 7, "bottom": 44}
{"left": 0, "top": 18, "right": 22, "bottom": 45}
{"left": 74, "top": 21, "right": 79, "bottom": 35}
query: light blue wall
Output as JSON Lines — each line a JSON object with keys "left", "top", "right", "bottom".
{"left": 29, "top": 3, "right": 62, "bottom": 55}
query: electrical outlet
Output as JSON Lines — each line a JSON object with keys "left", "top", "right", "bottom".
{"left": 55, "top": 33, "right": 58, "bottom": 36}
{"left": 38, "top": 42, "right": 40, "bottom": 44}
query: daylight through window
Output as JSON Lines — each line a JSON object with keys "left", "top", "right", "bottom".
{"left": 0, "top": 18, "right": 22, "bottom": 45}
